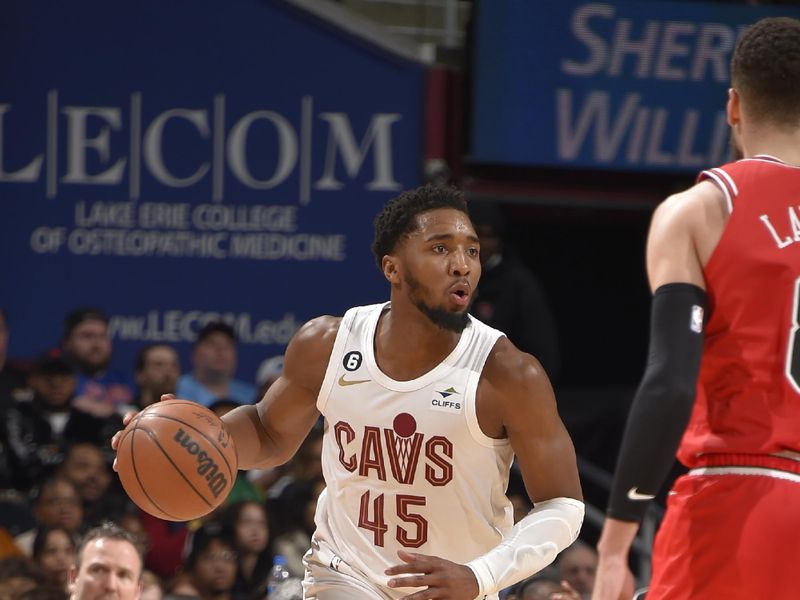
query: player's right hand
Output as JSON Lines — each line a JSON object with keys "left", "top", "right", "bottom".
{"left": 110, "top": 393, "right": 175, "bottom": 471}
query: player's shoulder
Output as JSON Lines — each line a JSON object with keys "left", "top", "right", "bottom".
{"left": 289, "top": 315, "right": 342, "bottom": 354}
{"left": 658, "top": 179, "right": 723, "bottom": 215}
{"left": 279, "top": 315, "right": 343, "bottom": 392}
{"left": 652, "top": 179, "right": 725, "bottom": 234}
{"left": 481, "top": 337, "right": 549, "bottom": 394}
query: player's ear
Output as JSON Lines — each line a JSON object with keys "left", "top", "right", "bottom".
{"left": 727, "top": 88, "right": 740, "bottom": 127}
{"left": 382, "top": 254, "right": 401, "bottom": 284}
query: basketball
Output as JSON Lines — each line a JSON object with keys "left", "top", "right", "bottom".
{"left": 116, "top": 399, "right": 238, "bottom": 521}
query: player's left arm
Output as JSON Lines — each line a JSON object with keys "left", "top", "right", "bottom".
{"left": 386, "top": 340, "right": 584, "bottom": 599}
{"left": 593, "top": 184, "right": 721, "bottom": 600}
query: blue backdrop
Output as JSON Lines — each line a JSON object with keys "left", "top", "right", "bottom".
{"left": 0, "top": 0, "right": 424, "bottom": 382}
{"left": 471, "top": 0, "right": 800, "bottom": 172}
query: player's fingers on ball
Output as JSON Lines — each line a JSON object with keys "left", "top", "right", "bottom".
{"left": 160, "top": 393, "right": 176, "bottom": 402}
{"left": 122, "top": 410, "right": 138, "bottom": 426}
{"left": 112, "top": 457, "right": 118, "bottom": 472}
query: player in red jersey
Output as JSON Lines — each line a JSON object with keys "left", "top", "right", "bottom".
{"left": 592, "top": 17, "right": 800, "bottom": 600}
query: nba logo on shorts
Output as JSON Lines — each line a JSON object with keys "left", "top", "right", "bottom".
{"left": 690, "top": 305, "right": 704, "bottom": 333}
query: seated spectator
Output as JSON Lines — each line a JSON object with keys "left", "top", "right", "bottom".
{"left": 58, "top": 442, "right": 129, "bottom": 527}
{"left": 67, "top": 523, "right": 143, "bottom": 600}
{"left": 60, "top": 308, "right": 134, "bottom": 417}
{"left": 183, "top": 523, "right": 241, "bottom": 600}
{"left": 556, "top": 540, "right": 597, "bottom": 599}
{"left": 219, "top": 502, "right": 272, "bottom": 599}
{"left": 3, "top": 354, "right": 122, "bottom": 491}
{"left": 133, "top": 344, "right": 180, "bottom": 409}
{"left": 0, "top": 556, "right": 45, "bottom": 600}
{"left": 31, "top": 526, "right": 76, "bottom": 591}
{"left": 15, "top": 476, "right": 83, "bottom": 556}
{"left": 176, "top": 323, "right": 255, "bottom": 407}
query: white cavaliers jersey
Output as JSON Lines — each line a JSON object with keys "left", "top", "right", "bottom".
{"left": 310, "top": 302, "right": 514, "bottom": 598}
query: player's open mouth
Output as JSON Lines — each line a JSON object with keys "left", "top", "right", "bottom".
{"left": 449, "top": 284, "right": 470, "bottom": 306}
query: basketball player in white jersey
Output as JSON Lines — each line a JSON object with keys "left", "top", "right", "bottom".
{"left": 116, "top": 185, "right": 584, "bottom": 599}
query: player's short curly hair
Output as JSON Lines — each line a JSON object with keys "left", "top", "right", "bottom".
{"left": 371, "top": 185, "right": 469, "bottom": 270}
{"left": 731, "top": 17, "right": 800, "bottom": 126}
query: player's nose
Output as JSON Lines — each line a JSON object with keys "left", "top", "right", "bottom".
{"left": 449, "top": 249, "right": 470, "bottom": 276}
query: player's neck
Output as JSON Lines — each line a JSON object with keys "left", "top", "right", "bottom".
{"left": 374, "top": 304, "right": 462, "bottom": 381}
{"left": 741, "top": 124, "right": 800, "bottom": 166}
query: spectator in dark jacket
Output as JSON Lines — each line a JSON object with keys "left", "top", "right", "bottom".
{"left": 3, "top": 353, "right": 121, "bottom": 490}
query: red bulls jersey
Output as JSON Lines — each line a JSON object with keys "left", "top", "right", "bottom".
{"left": 678, "top": 156, "right": 800, "bottom": 466}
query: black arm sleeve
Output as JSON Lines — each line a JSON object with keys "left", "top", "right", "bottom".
{"left": 606, "top": 283, "right": 707, "bottom": 522}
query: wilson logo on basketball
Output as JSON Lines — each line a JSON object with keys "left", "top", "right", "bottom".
{"left": 174, "top": 428, "right": 229, "bottom": 498}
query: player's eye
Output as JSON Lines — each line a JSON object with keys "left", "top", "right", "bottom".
{"left": 433, "top": 244, "right": 446, "bottom": 253}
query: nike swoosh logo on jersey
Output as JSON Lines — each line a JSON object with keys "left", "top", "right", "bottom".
{"left": 338, "top": 375, "right": 370, "bottom": 386}
{"left": 627, "top": 487, "right": 656, "bottom": 501}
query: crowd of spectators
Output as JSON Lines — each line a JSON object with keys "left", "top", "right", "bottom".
{"left": 0, "top": 306, "right": 302, "bottom": 600}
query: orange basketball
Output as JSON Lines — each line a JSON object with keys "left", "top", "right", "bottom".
{"left": 116, "top": 399, "right": 238, "bottom": 521}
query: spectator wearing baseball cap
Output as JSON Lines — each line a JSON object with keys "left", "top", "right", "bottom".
{"left": 175, "top": 321, "right": 256, "bottom": 407}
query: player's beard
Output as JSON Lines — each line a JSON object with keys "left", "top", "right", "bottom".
{"left": 404, "top": 272, "right": 470, "bottom": 333}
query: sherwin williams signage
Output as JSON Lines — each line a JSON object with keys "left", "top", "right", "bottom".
{"left": 470, "top": 0, "right": 800, "bottom": 172}
{"left": 0, "top": 0, "right": 424, "bottom": 379}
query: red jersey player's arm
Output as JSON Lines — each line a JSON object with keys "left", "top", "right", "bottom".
{"left": 591, "top": 180, "right": 727, "bottom": 600}
{"left": 222, "top": 316, "right": 340, "bottom": 470}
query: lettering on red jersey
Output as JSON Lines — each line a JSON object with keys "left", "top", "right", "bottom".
{"left": 759, "top": 208, "right": 800, "bottom": 249}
